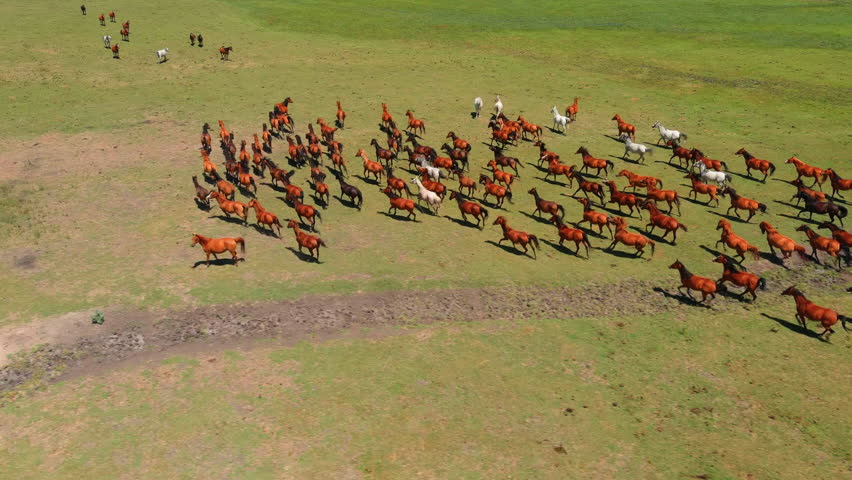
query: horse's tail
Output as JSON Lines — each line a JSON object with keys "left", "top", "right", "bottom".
{"left": 681, "top": 133, "right": 688, "bottom": 142}
{"left": 725, "top": 174, "right": 732, "bottom": 183}
{"left": 557, "top": 204, "right": 565, "bottom": 220}
{"left": 481, "top": 207, "right": 489, "bottom": 221}
{"left": 606, "top": 160, "right": 614, "bottom": 169}
{"left": 748, "top": 246, "right": 761, "bottom": 260}
{"left": 319, "top": 238, "right": 328, "bottom": 248}
{"left": 236, "top": 237, "right": 245, "bottom": 253}
{"left": 679, "top": 223, "right": 688, "bottom": 232}
{"left": 404, "top": 183, "right": 413, "bottom": 196}
{"left": 768, "top": 162, "right": 776, "bottom": 176}
{"left": 758, "top": 202, "right": 767, "bottom": 213}
{"left": 795, "top": 244, "right": 809, "bottom": 260}
{"left": 529, "top": 235, "right": 540, "bottom": 250}
{"left": 839, "top": 314, "right": 850, "bottom": 332}
{"left": 505, "top": 190, "right": 514, "bottom": 203}
{"left": 757, "top": 277, "right": 767, "bottom": 291}
{"left": 721, "top": 161, "right": 729, "bottom": 171}
{"left": 838, "top": 205, "right": 848, "bottom": 219}
{"left": 649, "top": 239, "right": 656, "bottom": 255}
{"left": 315, "top": 209, "right": 323, "bottom": 223}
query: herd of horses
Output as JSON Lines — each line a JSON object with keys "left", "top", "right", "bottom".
{"left": 187, "top": 94, "right": 850, "bottom": 341}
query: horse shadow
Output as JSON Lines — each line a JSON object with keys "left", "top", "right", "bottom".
{"left": 577, "top": 225, "right": 610, "bottom": 238}
{"left": 354, "top": 174, "right": 381, "bottom": 186}
{"left": 251, "top": 224, "right": 280, "bottom": 238}
{"left": 601, "top": 134, "right": 624, "bottom": 143}
{"left": 286, "top": 246, "right": 321, "bottom": 264}
{"left": 546, "top": 127, "right": 567, "bottom": 136}
{"left": 728, "top": 171, "right": 763, "bottom": 182}
{"left": 772, "top": 199, "right": 801, "bottom": 210}
{"left": 760, "top": 252, "right": 790, "bottom": 269}
{"left": 237, "top": 186, "right": 256, "bottom": 198}
{"left": 443, "top": 215, "right": 480, "bottom": 229}
{"left": 485, "top": 240, "right": 534, "bottom": 258}
{"left": 778, "top": 213, "right": 822, "bottom": 225}
{"left": 699, "top": 245, "right": 730, "bottom": 261}
{"left": 681, "top": 196, "right": 716, "bottom": 208}
{"left": 602, "top": 247, "right": 651, "bottom": 261}
{"left": 541, "top": 238, "right": 587, "bottom": 258}
{"left": 262, "top": 182, "right": 288, "bottom": 193}
{"left": 654, "top": 160, "right": 685, "bottom": 170}
{"left": 536, "top": 176, "right": 570, "bottom": 187}
{"left": 630, "top": 226, "right": 672, "bottom": 244}
{"left": 203, "top": 175, "right": 217, "bottom": 186}
{"left": 334, "top": 195, "right": 361, "bottom": 210}
{"left": 310, "top": 194, "right": 329, "bottom": 210}
{"left": 705, "top": 210, "right": 749, "bottom": 224}
{"left": 771, "top": 178, "right": 795, "bottom": 186}
{"left": 379, "top": 211, "right": 418, "bottom": 222}
{"left": 528, "top": 162, "right": 548, "bottom": 173}
{"left": 652, "top": 287, "right": 713, "bottom": 309}
{"left": 520, "top": 211, "right": 556, "bottom": 226}
{"left": 194, "top": 199, "right": 212, "bottom": 211}
{"left": 209, "top": 215, "right": 248, "bottom": 226}
{"left": 610, "top": 154, "right": 643, "bottom": 165}
{"left": 191, "top": 257, "right": 243, "bottom": 268}
{"left": 760, "top": 313, "right": 825, "bottom": 341}
{"left": 414, "top": 204, "right": 438, "bottom": 216}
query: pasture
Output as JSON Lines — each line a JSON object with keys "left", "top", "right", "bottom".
{"left": 0, "top": 0, "right": 850, "bottom": 478}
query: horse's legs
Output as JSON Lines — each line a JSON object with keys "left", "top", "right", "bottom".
{"left": 205, "top": 252, "right": 211, "bottom": 266}
{"left": 746, "top": 211, "right": 754, "bottom": 222}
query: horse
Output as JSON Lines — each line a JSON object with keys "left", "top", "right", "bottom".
{"left": 576, "top": 147, "right": 614, "bottom": 177}
{"left": 781, "top": 286, "right": 849, "bottom": 341}
{"left": 785, "top": 156, "right": 825, "bottom": 189}
{"left": 517, "top": 115, "right": 544, "bottom": 140}
{"left": 721, "top": 187, "right": 766, "bottom": 222}
{"left": 441, "top": 144, "right": 469, "bottom": 172}
{"left": 689, "top": 149, "right": 727, "bottom": 172}
{"left": 651, "top": 122, "right": 687, "bottom": 145}
{"left": 493, "top": 216, "right": 539, "bottom": 258}
{"left": 759, "top": 221, "right": 808, "bottom": 261}
{"left": 621, "top": 135, "right": 653, "bottom": 163}
{"left": 616, "top": 169, "right": 662, "bottom": 192}
{"left": 534, "top": 141, "right": 559, "bottom": 166}
{"left": 669, "top": 260, "right": 716, "bottom": 303}
{"left": 667, "top": 142, "right": 694, "bottom": 168}
{"left": 111, "top": 44, "right": 119, "bottom": 59}
{"left": 549, "top": 215, "right": 591, "bottom": 257}
{"left": 156, "top": 48, "right": 169, "bottom": 63}
{"left": 493, "top": 95, "right": 503, "bottom": 116}
{"left": 411, "top": 177, "right": 442, "bottom": 213}
{"left": 446, "top": 131, "right": 471, "bottom": 152}
{"left": 417, "top": 174, "right": 447, "bottom": 199}
{"left": 370, "top": 139, "right": 397, "bottom": 166}
{"left": 449, "top": 191, "right": 488, "bottom": 228}
{"left": 98, "top": 13, "right": 105, "bottom": 26}
{"left": 247, "top": 199, "right": 283, "bottom": 237}
{"left": 109, "top": 11, "right": 115, "bottom": 22}
{"left": 335, "top": 100, "right": 346, "bottom": 128}
{"left": 291, "top": 197, "right": 322, "bottom": 231}
{"left": 479, "top": 175, "right": 513, "bottom": 208}
{"left": 551, "top": 106, "right": 571, "bottom": 133}
{"left": 197, "top": 34, "right": 204, "bottom": 47}
{"left": 612, "top": 114, "right": 636, "bottom": 141}
{"left": 287, "top": 220, "right": 326, "bottom": 262}
{"left": 207, "top": 191, "right": 249, "bottom": 224}
{"left": 823, "top": 169, "right": 851, "bottom": 199}
{"left": 192, "top": 175, "right": 211, "bottom": 207}
{"left": 473, "top": 97, "right": 483, "bottom": 118}
{"left": 488, "top": 146, "right": 523, "bottom": 175}
{"left": 120, "top": 28, "right": 130, "bottom": 42}
{"left": 334, "top": 170, "right": 363, "bottom": 209}
{"left": 576, "top": 198, "right": 612, "bottom": 237}
{"left": 405, "top": 132, "right": 437, "bottom": 161}
{"left": 310, "top": 179, "right": 330, "bottom": 208}
{"left": 189, "top": 33, "right": 196, "bottom": 46}
{"left": 716, "top": 219, "right": 760, "bottom": 261}
{"left": 790, "top": 179, "right": 827, "bottom": 205}
{"left": 405, "top": 110, "right": 426, "bottom": 135}
{"left": 381, "top": 186, "right": 417, "bottom": 221}
{"left": 357, "top": 149, "right": 385, "bottom": 183}
{"left": 569, "top": 168, "right": 606, "bottom": 205}
{"left": 794, "top": 192, "right": 847, "bottom": 226}
{"left": 713, "top": 255, "right": 765, "bottom": 302}
{"left": 102, "top": 35, "right": 112, "bottom": 49}
{"left": 735, "top": 148, "right": 776, "bottom": 182}
{"left": 81, "top": 4, "right": 86, "bottom": 15}
{"left": 418, "top": 157, "right": 446, "bottom": 182}
{"left": 487, "top": 160, "right": 516, "bottom": 190}
{"left": 607, "top": 216, "right": 655, "bottom": 258}
{"left": 818, "top": 222, "right": 852, "bottom": 265}
{"left": 454, "top": 169, "right": 477, "bottom": 196}
{"left": 122, "top": 20, "right": 130, "bottom": 30}
{"left": 381, "top": 102, "right": 394, "bottom": 128}
{"left": 191, "top": 234, "right": 244, "bottom": 267}
{"left": 796, "top": 225, "right": 842, "bottom": 269}
{"left": 693, "top": 161, "right": 731, "bottom": 187}
{"left": 604, "top": 181, "right": 642, "bottom": 218}
{"left": 385, "top": 167, "right": 413, "bottom": 198}
{"left": 219, "top": 46, "right": 233, "bottom": 60}
{"left": 646, "top": 184, "right": 682, "bottom": 215}
{"left": 565, "top": 97, "right": 579, "bottom": 121}
{"left": 642, "top": 200, "right": 687, "bottom": 244}
{"left": 684, "top": 173, "right": 721, "bottom": 206}
{"left": 210, "top": 171, "right": 236, "bottom": 199}
{"left": 528, "top": 187, "right": 564, "bottom": 219}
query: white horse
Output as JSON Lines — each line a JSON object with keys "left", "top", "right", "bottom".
{"left": 652, "top": 121, "right": 687, "bottom": 145}
{"left": 418, "top": 156, "right": 446, "bottom": 181}
{"left": 494, "top": 95, "right": 503, "bottom": 116}
{"left": 156, "top": 48, "right": 169, "bottom": 63}
{"left": 102, "top": 35, "right": 112, "bottom": 49}
{"left": 620, "top": 134, "right": 653, "bottom": 163}
{"left": 473, "top": 97, "right": 483, "bottom": 118}
{"left": 412, "top": 177, "right": 442, "bottom": 213}
{"left": 693, "top": 161, "right": 731, "bottom": 186}
{"left": 551, "top": 106, "right": 571, "bottom": 133}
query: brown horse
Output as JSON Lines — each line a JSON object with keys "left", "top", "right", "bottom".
{"left": 382, "top": 186, "right": 417, "bottom": 221}
{"left": 642, "top": 200, "right": 687, "bottom": 244}
{"left": 713, "top": 255, "right": 765, "bottom": 302}
{"left": 545, "top": 158, "right": 574, "bottom": 186}
{"left": 549, "top": 215, "right": 591, "bottom": 257}
{"left": 479, "top": 175, "right": 513, "bottom": 208}
{"left": 604, "top": 181, "right": 643, "bottom": 218}
{"left": 781, "top": 286, "right": 849, "bottom": 341}
{"left": 735, "top": 148, "right": 776, "bottom": 182}
{"left": 721, "top": 187, "right": 766, "bottom": 222}
{"left": 111, "top": 44, "right": 120, "bottom": 58}
{"left": 446, "top": 131, "right": 471, "bottom": 151}
{"left": 565, "top": 97, "right": 579, "bottom": 121}
{"left": 611, "top": 114, "right": 635, "bottom": 141}
{"left": 211, "top": 171, "right": 236, "bottom": 200}
{"left": 823, "top": 169, "right": 851, "bottom": 199}
{"left": 219, "top": 46, "right": 233, "bottom": 60}
{"left": 689, "top": 149, "right": 727, "bottom": 172}
{"left": 98, "top": 13, "right": 105, "bottom": 26}
{"left": 516, "top": 116, "right": 543, "bottom": 140}
{"left": 381, "top": 103, "right": 393, "bottom": 128}
{"left": 193, "top": 175, "right": 211, "bottom": 207}
{"left": 669, "top": 260, "right": 716, "bottom": 303}
{"left": 786, "top": 156, "right": 825, "bottom": 189}
{"left": 684, "top": 173, "right": 720, "bottom": 206}
{"left": 576, "top": 198, "right": 613, "bottom": 237}
{"left": 569, "top": 168, "right": 606, "bottom": 205}
{"left": 454, "top": 169, "right": 477, "bottom": 196}
{"left": 493, "top": 216, "right": 539, "bottom": 258}
{"left": 668, "top": 142, "right": 692, "bottom": 168}
{"left": 357, "top": 149, "right": 385, "bottom": 183}
{"left": 287, "top": 220, "right": 327, "bottom": 262}
{"left": 310, "top": 180, "right": 330, "bottom": 207}
{"left": 576, "top": 147, "right": 614, "bottom": 177}
{"left": 759, "top": 221, "right": 807, "bottom": 260}
{"left": 449, "top": 191, "right": 488, "bottom": 228}
{"left": 109, "top": 11, "right": 116, "bottom": 22}
{"left": 191, "top": 234, "right": 244, "bottom": 267}
{"left": 534, "top": 141, "right": 560, "bottom": 166}
{"left": 370, "top": 138, "right": 397, "bottom": 166}
{"left": 489, "top": 146, "right": 523, "bottom": 175}
{"left": 616, "top": 169, "right": 663, "bottom": 192}
{"left": 528, "top": 187, "right": 564, "bottom": 219}
{"left": 716, "top": 219, "right": 760, "bottom": 261}
{"left": 646, "top": 185, "right": 682, "bottom": 215}
{"left": 790, "top": 179, "right": 827, "bottom": 205}
{"left": 207, "top": 191, "right": 249, "bottom": 224}
{"left": 291, "top": 197, "right": 322, "bottom": 231}
{"left": 385, "top": 167, "right": 413, "bottom": 198}
{"left": 405, "top": 110, "right": 426, "bottom": 135}
{"left": 336, "top": 100, "right": 346, "bottom": 128}
{"left": 487, "top": 160, "right": 516, "bottom": 190}
{"left": 189, "top": 33, "right": 196, "bottom": 46}
{"left": 796, "top": 225, "right": 842, "bottom": 269}
{"left": 607, "top": 216, "right": 655, "bottom": 258}
{"left": 248, "top": 199, "right": 282, "bottom": 237}
{"left": 120, "top": 28, "right": 129, "bottom": 41}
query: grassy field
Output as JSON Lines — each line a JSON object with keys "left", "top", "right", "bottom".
{"left": 0, "top": 0, "right": 851, "bottom": 477}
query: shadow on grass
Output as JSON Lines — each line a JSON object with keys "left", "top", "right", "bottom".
{"left": 251, "top": 224, "right": 280, "bottom": 238}
{"left": 705, "top": 210, "right": 751, "bottom": 224}
{"left": 652, "top": 287, "right": 713, "bottom": 309}
{"left": 778, "top": 213, "right": 824, "bottom": 225}
{"left": 485, "top": 240, "right": 534, "bottom": 258}
{"left": 209, "top": 215, "right": 248, "bottom": 226}
{"left": 378, "top": 211, "right": 418, "bottom": 222}
{"left": 520, "top": 211, "right": 556, "bottom": 226}
{"left": 444, "top": 215, "right": 481, "bottom": 229}
{"left": 760, "top": 251, "right": 790, "bottom": 269}
{"left": 191, "top": 257, "right": 244, "bottom": 268}
{"left": 286, "top": 246, "right": 321, "bottom": 264}
{"left": 541, "top": 238, "right": 588, "bottom": 259}
{"left": 334, "top": 195, "right": 362, "bottom": 210}
{"left": 760, "top": 313, "right": 825, "bottom": 341}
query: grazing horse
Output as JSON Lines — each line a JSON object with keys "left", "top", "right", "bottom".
{"left": 287, "top": 220, "right": 327, "bottom": 262}
{"left": 669, "top": 260, "right": 716, "bottom": 303}
{"left": 735, "top": 148, "right": 776, "bottom": 182}
{"left": 690, "top": 149, "right": 727, "bottom": 172}
{"left": 569, "top": 168, "right": 606, "bottom": 205}
{"left": 336, "top": 100, "right": 346, "bottom": 128}
{"left": 716, "top": 219, "right": 760, "bottom": 261}
{"left": 334, "top": 171, "right": 363, "bottom": 209}
{"left": 576, "top": 147, "right": 614, "bottom": 177}
{"left": 693, "top": 161, "right": 731, "bottom": 187}
{"left": 449, "top": 191, "right": 488, "bottom": 228}
{"left": 759, "top": 221, "right": 808, "bottom": 260}
{"left": 109, "top": 11, "right": 116, "bottom": 22}
{"left": 219, "top": 46, "right": 233, "bottom": 60}
{"left": 98, "top": 13, "right": 105, "bottom": 26}
{"left": 684, "top": 173, "right": 721, "bottom": 206}
{"left": 549, "top": 215, "right": 591, "bottom": 257}
{"left": 411, "top": 177, "right": 443, "bottom": 213}
{"left": 405, "top": 110, "right": 426, "bottom": 134}
{"left": 621, "top": 135, "right": 653, "bottom": 163}
{"left": 120, "top": 28, "right": 130, "bottom": 41}
{"left": 102, "top": 35, "right": 112, "bottom": 48}
{"left": 479, "top": 175, "right": 513, "bottom": 208}
{"left": 528, "top": 187, "right": 564, "bottom": 219}
{"left": 781, "top": 286, "right": 849, "bottom": 341}
{"left": 156, "top": 48, "right": 169, "bottom": 63}
{"left": 192, "top": 175, "right": 211, "bottom": 207}
{"left": 796, "top": 225, "right": 842, "bottom": 269}
{"left": 612, "top": 114, "right": 635, "bottom": 141}
{"left": 785, "top": 156, "right": 825, "bottom": 189}
{"left": 713, "top": 255, "right": 765, "bottom": 302}
{"left": 576, "top": 198, "right": 613, "bottom": 237}
{"left": 207, "top": 191, "right": 249, "bottom": 224}
{"left": 381, "top": 186, "right": 417, "bottom": 221}
{"left": 191, "top": 234, "right": 244, "bottom": 267}
{"left": 617, "top": 169, "right": 662, "bottom": 192}
{"left": 551, "top": 106, "right": 571, "bottom": 133}
{"left": 794, "top": 192, "right": 847, "bottom": 226}
{"left": 604, "top": 181, "right": 642, "bottom": 218}
{"left": 565, "top": 97, "right": 579, "bottom": 121}
{"left": 473, "top": 97, "right": 483, "bottom": 118}
{"left": 607, "top": 216, "right": 655, "bottom": 258}
{"left": 721, "top": 187, "right": 766, "bottom": 222}
{"left": 642, "top": 200, "right": 687, "bottom": 244}
{"left": 248, "top": 199, "right": 283, "bottom": 237}
{"left": 823, "top": 169, "right": 850, "bottom": 199}
{"left": 493, "top": 216, "right": 539, "bottom": 258}
{"left": 651, "top": 122, "right": 686, "bottom": 145}
{"left": 111, "top": 44, "right": 120, "bottom": 58}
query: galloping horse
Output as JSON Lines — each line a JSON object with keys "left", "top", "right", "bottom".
{"left": 207, "top": 191, "right": 249, "bottom": 224}
{"left": 781, "top": 286, "right": 849, "bottom": 341}
{"left": 669, "top": 260, "right": 717, "bottom": 303}
{"left": 191, "top": 234, "right": 244, "bottom": 267}
{"left": 604, "top": 181, "right": 642, "bottom": 218}
{"left": 219, "top": 46, "right": 233, "bottom": 60}
{"left": 382, "top": 186, "right": 417, "bottom": 221}
{"left": 823, "top": 169, "right": 851, "bottom": 199}
{"left": 796, "top": 225, "right": 842, "bottom": 269}
{"left": 607, "top": 216, "right": 655, "bottom": 258}
{"left": 721, "top": 187, "right": 766, "bottom": 222}
{"left": 684, "top": 173, "right": 721, "bottom": 206}
{"left": 479, "top": 175, "right": 513, "bottom": 208}
{"left": 336, "top": 100, "right": 346, "bottom": 128}
{"left": 247, "top": 199, "right": 283, "bottom": 237}
{"left": 449, "top": 191, "right": 488, "bottom": 228}
{"left": 549, "top": 215, "right": 591, "bottom": 257}
{"left": 287, "top": 220, "right": 327, "bottom": 262}
{"left": 565, "top": 97, "right": 579, "bottom": 121}
{"left": 405, "top": 110, "right": 426, "bottom": 134}
{"left": 642, "top": 200, "right": 687, "bottom": 244}
{"left": 576, "top": 198, "right": 613, "bottom": 237}
{"left": 785, "top": 156, "right": 825, "bottom": 189}
{"left": 716, "top": 219, "right": 760, "bottom": 261}
{"left": 493, "top": 216, "right": 539, "bottom": 258}
{"left": 528, "top": 187, "right": 564, "bottom": 219}
{"left": 759, "top": 221, "right": 807, "bottom": 261}
{"left": 713, "top": 255, "right": 765, "bottom": 302}
{"left": 735, "top": 148, "right": 776, "bottom": 182}
{"left": 612, "top": 114, "right": 636, "bottom": 141}
{"left": 576, "top": 147, "right": 614, "bottom": 177}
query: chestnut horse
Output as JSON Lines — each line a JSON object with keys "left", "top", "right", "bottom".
{"left": 576, "top": 147, "right": 614, "bottom": 177}
{"left": 794, "top": 192, "right": 847, "bottom": 226}
{"left": 287, "top": 219, "right": 327, "bottom": 262}
{"left": 454, "top": 169, "right": 477, "bottom": 196}
{"left": 357, "top": 149, "right": 385, "bottom": 183}
{"left": 405, "top": 110, "right": 426, "bottom": 134}
{"left": 759, "top": 221, "right": 807, "bottom": 260}
{"left": 493, "top": 216, "right": 539, "bottom": 258}
{"left": 823, "top": 169, "right": 851, "bottom": 199}
{"left": 611, "top": 114, "right": 635, "bottom": 141}
{"left": 487, "top": 160, "right": 516, "bottom": 190}
{"left": 569, "top": 168, "right": 606, "bottom": 205}
{"left": 381, "top": 103, "right": 393, "bottom": 128}
{"left": 207, "top": 191, "right": 249, "bottom": 224}
{"left": 646, "top": 185, "right": 682, "bottom": 215}
{"left": 219, "top": 46, "right": 233, "bottom": 60}
{"left": 191, "top": 234, "right": 244, "bottom": 267}
{"left": 576, "top": 198, "right": 613, "bottom": 237}
{"left": 790, "top": 179, "right": 827, "bottom": 205}
{"left": 479, "top": 175, "right": 513, "bottom": 208}
{"left": 111, "top": 44, "right": 120, "bottom": 58}
{"left": 617, "top": 169, "right": 662, "bottom": 192}
{"left": 642, "top": 200, "right": 687, "bottom": 244}
{"left": 735, "top": 148, "right": 776, "bottom": 182}
{"left": 669, "top": 260, "right": 716, "bottom": 303}
{"left": 716, "top": 219, "right": 760, "bottom": 261}
{"left": 785, "top": 156, "right": 825, "bottom": 189}
{"left": 336, "top": 100, "right": 346, "bottom": 128}
{"left": 109, "top": 11, "right": 116, "bottom": 22}
{"left": 489, "top": 146, "right": 523, "bottom": 175}
{"left": 607, "top": 216, "right": 655, "bottom": 258}
{"left": 713, "top": 255, "right": 765, "bottom": 302}
{"left": 549, "top": 215, "right": 591, "bottom": 257}
{"left": 721, "top": 187, "right": 766, "bottom": 222}
{"left": 796, "top": 225, "right": 842, "bottom": 269}
{"left": 604, "top": 181, "right": 642, "bottom": 218}
{"left": 248, "top": 199, "right": 282, "bottom": 237}
{"left": 382, "top": 186, "right": 417, "bottom": 221}
{"left": 528, "top": 187, "right": 564, "bottom": 219}
{"left": 449, "top": 191, "right": 488, "bottom": 228}
{"left": 565, "top": 97, "right": 579, "bottom": 121}
{"left": 291, "top": 197, "right": 322, "bottom": 231}
{"left": 781, "top": 286, "right": 849, "bottom": 341}
{"left": 684, "top": 173, "right": 720, "bottom": 206}
{"left": 818, "top": 221, "right": 852, "bottom": 265}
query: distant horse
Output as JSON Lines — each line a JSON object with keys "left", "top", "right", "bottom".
{"left": 156, "top": 48, "right": 169, "bottom": 63}
{"left": 473, "top": 97, "right": 483, "bottom": 118}
{"left": 219, "top": 46, "right": 233, "bottom": 60}
{"left": 651, "top": 122, "right": 686, "bottom": 145}
{"left": 102, "top": 35, "right": 112, "bottom": 49}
